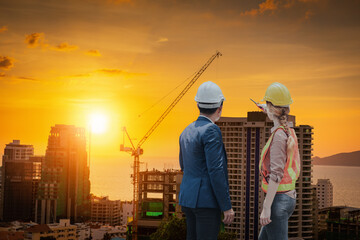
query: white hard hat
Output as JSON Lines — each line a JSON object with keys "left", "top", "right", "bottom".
{"left": 195, "top": 81, "right": 225, "bottom": 109}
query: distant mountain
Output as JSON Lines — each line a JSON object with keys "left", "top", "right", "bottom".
{"left": 313, "top": 151, "right": 360, "bottom": 166}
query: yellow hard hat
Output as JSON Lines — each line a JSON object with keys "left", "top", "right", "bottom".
{"left": 261, "top": 82, "right": 293, "bottom": 106}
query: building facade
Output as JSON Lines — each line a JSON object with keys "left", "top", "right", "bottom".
{"left": 216, "top": 112, "right": 314, "bottom": 240}
{"left": 121, "top": 200, "right": 133, "bottom": 226}
{"left": 316, "top": 179, "right": 333, "bottom": 209}
{"left": 1, "top": 140, "right": 42, "bottom": 222}
{"left": 36, "top": 124, "right": 91, "bottom": 223}
{"left": 91, "top": 195, "right": 121, "bottom": 226}
{"left": 25, "top": 219, "right": 77, "bottom": 240}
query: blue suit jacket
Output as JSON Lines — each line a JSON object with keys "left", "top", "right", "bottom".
{"left": 179, "top": 115, "right": 232, "bottom": 211}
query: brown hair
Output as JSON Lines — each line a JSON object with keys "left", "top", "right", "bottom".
{"left": 267, "top": 102, "right": 296, "bottom": 154}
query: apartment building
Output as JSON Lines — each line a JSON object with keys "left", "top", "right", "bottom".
{"left": 25, "top": 219, "right": 77, "bottom": 240}
{"left": 316, "top": 179, "right": 333, "bottom": 209}
{"left": 91, "top": 195, "right": 121, "bottom": 226}
{"left": 216, "top": 112, "right": 314, "bottom": 240}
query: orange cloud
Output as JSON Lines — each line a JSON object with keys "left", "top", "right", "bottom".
{"left": 53, "top": 42, "right": 78, "bottom": 51}
{"left": 241, "top": 0, "right": 278, "bottom": 16}
{"left": 25, "top": 33, "right": 78, "bottom": 52}
{"left": 25, "top": 33, "right": 46, "bottom": 48}
{"left": 0, "top": 72, "right": 5, "bottom": 77}
{"left": 303, "top": 9, "right": 315, "bottom": 21}
{"left": 96, "top": 68, "right": 146, "bottom": 76}
{"left": 156, "top": 37, "right": 168, "bottom": 43}
{"left": 0, "top": 26, "right": 7, "bottom": 33}
{"left": 0, "top": 56, "right": 14, "bottom": 70}
{"left": 86, "top": 50, "right": 101, "bottom": 56}
{"left": 16, "top": 76, "right": 39, "bottom": 82}
{"left": 106, "top": 0, "right": 132, "bottom": 4}
{"left": 68, "top": 73, "right": 92, "bottom": 78}
{"left": 241, "top": 0, "right": 321, "bottom": 17}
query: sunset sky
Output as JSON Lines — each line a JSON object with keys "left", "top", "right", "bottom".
{"left": 0, "top": 0, "right": 359, "bottom": 171}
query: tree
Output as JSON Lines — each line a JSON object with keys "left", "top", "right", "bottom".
{"left": 218, "top": 231, "right": 237, "bottom": 240}
{"left": 150, "top": 216, "right": 186, "bottom": 240}
{"left": 150, "top": 216, "right": 237, "bottom": 240}
{"left": 103, "top": 232, "right": 111, "bottom": 240}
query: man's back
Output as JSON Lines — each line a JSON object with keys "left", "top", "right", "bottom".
{"left": 179, "top": 115, "right": 231, "bottom": 212}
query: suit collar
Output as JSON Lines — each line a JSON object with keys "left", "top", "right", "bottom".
{"left": 197, "top": 115, "right": 214, "bottom": 124}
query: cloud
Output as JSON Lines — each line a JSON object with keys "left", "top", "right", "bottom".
{"left": 0, "top": 56, "right": 14, "bottom": 70}
{"left": 53, "top": 42, "right": 78, "bottom": 51}
{"left": 0, "top": 26, "right": 7, "bottom": 33}
{"left": 105, "top": 0, "right": 132, "bottom": 4}
{"left": 240, "top": 0, "right": 322, "bottom": 17}
{"left": 156, "top": 37, "right": 169, "bottom": 43}
{"left": 96, "top": 68, "right": 146, "bottom": 76}
{"left": 241, "top": 0, "right": 278, "bottom": 16}
{"left": 0, "top": 72, "right": 5, "bottom": 77}
{"left": 25, "top": 32, "right": 78, "bottom": 52}
{"left": 303, "top": 9, "right": 315, "bottom": 21}
{"left": 67, "top": 73, "right": 92, "bottom": 78}
{"left": 16, "top": 76, "right": 40, "bottom": 82}
{"left": 85, "top": 49, "right": 101, "bottom": 56}
{"left": 25, "top": 32, "right": 46, "bottom": 48}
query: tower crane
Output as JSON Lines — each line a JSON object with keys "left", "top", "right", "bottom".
{"left": 120, "top": 51, "right": 222, "bottom": 240}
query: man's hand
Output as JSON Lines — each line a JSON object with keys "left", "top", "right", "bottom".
{"left": 260, "top": 206, "right": 272, "bottom": 226}
{"left": 223, "top": 208, "right": 235, "bottom": 224}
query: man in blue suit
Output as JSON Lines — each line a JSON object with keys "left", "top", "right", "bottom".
{"left": 179, "top": 81, "right": 234, "bottom": 240}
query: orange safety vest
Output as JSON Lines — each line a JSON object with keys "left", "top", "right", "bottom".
{"left": 259, "top": 126, "right": 301, "bottom": 193}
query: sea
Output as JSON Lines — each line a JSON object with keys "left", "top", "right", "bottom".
{"left": 90, "top": 163, "right": 360, "bottom": 208}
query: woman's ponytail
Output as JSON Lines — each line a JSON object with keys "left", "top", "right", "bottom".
{"left": 267, "top": 102, "right": 297, "bottom": 155}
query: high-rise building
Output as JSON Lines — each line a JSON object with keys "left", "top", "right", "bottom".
{"left": 36, "top": 124, "right": 90, "bottom": 224}
{"left": 128, "top": 169, "right": 183, "bottom": 239}
{"left": 316, "top": 179, "right": 333, "bottom": 209}
{"left": 0, "top": 166, "right": 2, "bottom": 220}
{"left": 1, "top": 140, "right": 42, "bottom": 222}
{"left": 91, "top": 195, "right": 121, "bottom": 226}
{"left": 289, "top": 123, "right": 314, "bottom": 239}
{"left": 216, "top": 112, "right": 314, "bottom": 240}
{"left": 311, "top": 185, "right": 319, "bottom": 240}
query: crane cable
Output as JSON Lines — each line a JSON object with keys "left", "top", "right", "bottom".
{"left": 137, "top": 68, "right": 201, "bottom": 118}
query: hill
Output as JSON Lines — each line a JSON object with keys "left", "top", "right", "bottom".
{"left": 313, "top": 151, "right": 360, "bottom": 166}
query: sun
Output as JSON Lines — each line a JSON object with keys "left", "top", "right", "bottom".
{"left": 89, "top": 113, "right": 108, "bottom": 134}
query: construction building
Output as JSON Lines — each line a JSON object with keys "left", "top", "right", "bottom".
{"left": 91, "top": 195, "right": 121, "bottom": 226}
{"left": 36, "top": 124, "right": 91, "bottom": 224}
{"left": 128, "top": 169, "right": 183, "bottom": 239}
{"left": 216, "top": 112, "right": 314, "bottom": 240}
{"left": 1, "top": 140, "right": 42, "bottom": 222}
{"left": 318, "top": 206, "right": 360, "bottom": 240}
{"left": 316, "top": 179, "right": 333, "bottom": 209}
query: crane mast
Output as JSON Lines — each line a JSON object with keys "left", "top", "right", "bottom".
{"left": 120, "top": 51, "right": 222, "bottom": 240}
